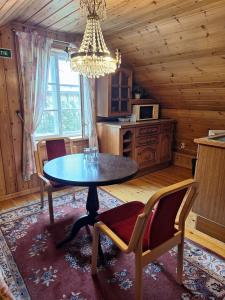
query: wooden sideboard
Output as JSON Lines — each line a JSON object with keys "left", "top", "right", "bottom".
{"left": 193, "top": 134, "right": 225, "bottom": 242}
{"left": 97, "top": 119, "right": 175, "bottom": 171}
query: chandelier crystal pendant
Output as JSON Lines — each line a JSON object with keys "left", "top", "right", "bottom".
{"left": 70, "top": 0, "right": 121, "bottom": 78}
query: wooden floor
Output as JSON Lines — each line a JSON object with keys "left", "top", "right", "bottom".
{"left": 102, "top": 165, "right": 192, "bottom": 203}
{"left": 0, "top": 165, "right": 224, "bottom": 258}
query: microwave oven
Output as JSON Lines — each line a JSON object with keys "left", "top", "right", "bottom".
{"left": 132, "top": 104, "right": 159, "bottom": 121}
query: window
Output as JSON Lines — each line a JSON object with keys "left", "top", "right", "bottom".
{"left": 35, "top": 51, "right": 83, "bottom": 138}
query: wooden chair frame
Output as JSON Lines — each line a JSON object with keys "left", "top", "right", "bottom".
{"left": 91, "top": 178, "right": 198, "bottom": 300}
{"left": 34, "top": 137, "right": 73, "bottom": 224}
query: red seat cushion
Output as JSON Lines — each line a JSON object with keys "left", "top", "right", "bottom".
{"left": 97, "top": 201, "right": 152, "bottom": 251}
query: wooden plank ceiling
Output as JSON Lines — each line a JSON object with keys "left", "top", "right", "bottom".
{"left": 1, "top": 0, "right": 225, "bottom": 110}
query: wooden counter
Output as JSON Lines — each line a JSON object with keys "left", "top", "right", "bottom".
{"left": 194, "top": 135, "right": 225, "bottom": 148}
{"left": 97, "top": 119, "right": 175, "bottom": 172}
{"left": 97, "top": 119, "right": 174, "bottom": 129}
{"left": 193, "top": 134, "right": 225, "bottom": 242}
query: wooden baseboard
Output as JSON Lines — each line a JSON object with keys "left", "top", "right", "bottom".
{"left": 196, "top": 216, "right": 225, "bottom": 243}
{"left": 0, "top": 187, "right": 40, "bottom": 202}
{"left": 173, "top": 152, "right": 195, "bottom": 169}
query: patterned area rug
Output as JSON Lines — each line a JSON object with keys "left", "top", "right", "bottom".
{"left": 0, "top": 189, "right": 224, "bottom": 300}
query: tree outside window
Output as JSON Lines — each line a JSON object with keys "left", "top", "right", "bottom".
{"left": 35, "top": 51, "right": 83, "bottom": 138}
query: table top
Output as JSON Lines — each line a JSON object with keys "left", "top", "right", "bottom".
{"left": 43, "top": 153, "right": 138, "bottom": 187}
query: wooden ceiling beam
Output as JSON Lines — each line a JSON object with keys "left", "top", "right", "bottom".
{"left": 24, "top": 0, "right": 73, "bottom": 25}
{"left": 1, "top": 0, "right": 51, "bottom": 24}
{"left": 102, "top": 0, "right": 225, "bottom": 36}
{"left": 37, "top": 2, "right": 80, "bottom": 28}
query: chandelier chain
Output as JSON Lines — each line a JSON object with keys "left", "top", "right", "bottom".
{"left": 80, "top": 0, "right": 106, "bottom": 19}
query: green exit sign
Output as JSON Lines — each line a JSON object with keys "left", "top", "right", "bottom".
{"left": 0, "top": 48, "right": 12, "bottom": 58}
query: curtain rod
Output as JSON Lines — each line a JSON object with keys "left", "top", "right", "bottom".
{"left": 10, "top": 22, "right": 81, "bottom": 43}
{"left": 11, "top": 29, "right": 72, "bottom": 46}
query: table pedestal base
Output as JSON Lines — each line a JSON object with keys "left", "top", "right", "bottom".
{"left": 56, "top": 213, "right": 98, "bottom": 248}
{"left": 56, "top": 186, "right": 100, "bottom": 249}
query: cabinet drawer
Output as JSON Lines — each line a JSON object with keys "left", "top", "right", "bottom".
{"left": 136, "top": 135, "right": 159, "bottom": 147}
{"left": 136, "top": 125, "right": 160, "bottom": 137}
{"left": 161, "top": 123, "right": 173, "bottom": 133}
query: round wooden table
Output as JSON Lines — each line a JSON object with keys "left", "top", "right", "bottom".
{"left": 43, "top": 153, "right": 138, "bottom": 247}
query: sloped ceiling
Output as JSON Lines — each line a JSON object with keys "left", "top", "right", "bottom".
{"left": 1, "top": 0, "right": 225, "bottom": 110}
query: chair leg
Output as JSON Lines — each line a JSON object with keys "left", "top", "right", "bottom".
{"left": 135, "top": 248, "right": 143, "bottom": 300}
{"left": 177, "top": 237, "right": 184, "bottom": 284}
{"left": 40, "top": 180, "right": 44, "bottom": 209}
{"left": 47, "top": 188, "right": 54, "bottom": 225}
{"left": 91, "top": 226, "right": 99, "bottom": 275}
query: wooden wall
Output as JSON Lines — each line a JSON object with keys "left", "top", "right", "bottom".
{"left": 0, "top": 25, "right": 25, "bottom": 199}
{"left": 161, "top": 109, "right": 225, "bottom": 155}
{"left": 105, "top": 0, "right": 225, "bottom": 159}
{"left": 0, "top": 25, "right": 87, "bottom": 201}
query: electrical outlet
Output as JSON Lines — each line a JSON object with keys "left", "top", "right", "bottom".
{"left": 180, "top": 142, "right": 185, "bottom": 149}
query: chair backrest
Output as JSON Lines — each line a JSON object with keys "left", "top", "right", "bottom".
{"left": 148, "top": 188, "right": 187, "bottom": 249}
{"left": 35, "top": 137, "right": 72, "bottom": 174}
{"left": 128, "top": 179, "right": 197, "bottom": 251}
{"left": 46, "top": 139, "right": 66, "bottom": 161}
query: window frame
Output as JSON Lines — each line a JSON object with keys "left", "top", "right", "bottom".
{"left": 35, "top": 49, "right": 85, "bottom": 141}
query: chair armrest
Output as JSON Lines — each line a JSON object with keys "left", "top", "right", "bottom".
{"left": 37, "top": 173, "right": 51, "bottom": 187}
{"left": 95, "top": 222, "right": 130, "bottom": 252}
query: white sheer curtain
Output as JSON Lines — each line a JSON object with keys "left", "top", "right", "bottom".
{"left": 16, "top": 31, "right": 52, "bottom": 181}
{"left": 82, "top": 76, "right": 99, "bottom": 149}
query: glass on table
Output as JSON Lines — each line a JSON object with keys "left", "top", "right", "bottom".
{"left": 83, "top": 147, "right": 91, "bottom": 160}
{"left": 83, "top": 147, "right": 99, "bottom": 162}
{"left": 91, "top": 147, "right": 98, "bottom": 161}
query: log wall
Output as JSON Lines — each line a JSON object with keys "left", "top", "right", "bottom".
{"left": 0, "top": 25, "right": 87, "bottom": 201}
{"left": 105, "top": 0, "right": 225, "bottom": 158}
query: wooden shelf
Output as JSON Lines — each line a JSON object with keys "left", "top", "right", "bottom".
{"left": 130, "top": 99, "right": 157, "bottom": 105}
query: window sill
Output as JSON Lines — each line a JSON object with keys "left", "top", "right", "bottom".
{"left": 35, "top": 136, "right": 89, "bottom": 147}
{"left": 70, "top": 136, "right": 88, "bottom": 142}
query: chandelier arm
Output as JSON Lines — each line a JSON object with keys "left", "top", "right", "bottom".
{"left": 93, "top": 0, "right": 96, "bottom": 15}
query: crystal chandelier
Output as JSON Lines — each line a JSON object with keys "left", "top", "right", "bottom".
{"left": 70, "top": 0, "right": 121, "bottom": 78}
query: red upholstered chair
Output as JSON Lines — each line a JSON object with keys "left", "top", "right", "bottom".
{"left": 91, "top": 179, "right": 197, "bottom": 300}
{"left": 34, "top": 138, "right": 73, "bottom": 224}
